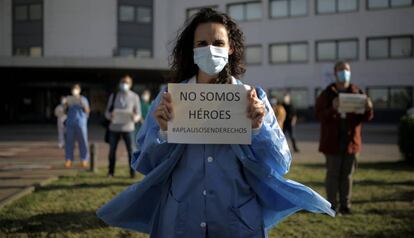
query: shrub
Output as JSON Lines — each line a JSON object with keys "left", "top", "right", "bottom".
{"left": 398, "top": 116, "right": 414, "bottom": 162}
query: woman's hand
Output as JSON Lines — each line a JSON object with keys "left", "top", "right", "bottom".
{"left": 247, "top": 88, "right": 266, "bottom": 129}
{"left": 153, "top": 92, "right": 173, "bottom": 131}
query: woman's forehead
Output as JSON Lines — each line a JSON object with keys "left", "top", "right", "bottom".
{"left": 194, "top": 22, "right": 228, "bottom": 40}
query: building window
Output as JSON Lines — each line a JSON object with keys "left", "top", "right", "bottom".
{"left": 136, "top": 7, "right": 152, "bottom": 23}
{"left": 120, "top": 5, "right": 152, "bottom": 23}
{"left": 119, "top": 48, "right": 135, "bottom": 57}
{"left": 14, "top": 4, "right": 42, "bottom": 21}
{"left": 245, "top": 45, "right": 262, "bottom": 64}
{"left": 119, "top": 5, "right": 135, "bottom": 22}
{"left": 367, "top": 35, "right": 413, "bottom": 59}
{"left": 316, "top": 0, "right": 358, "bottom": 14}
{"left": 14, "top": 46, "right": 42, "bottom": 57}
{"left": 367, "top": 86, "right": 413, "bottom": 109}
{"left": 270, "top": 42, "right": 308, "bottom": 63}
{"left": 30, "top": 46, "right": 42, "bottom": 57}
{"left": 15, "top": 5, "right": 28, "bottom": 21}
{"left": 186, "top": 6, "right": 218, "bottom": 19}
{"left": 136, "top": 49, "right": 152, "bottom": 58}
{"left": 117, "top": 48, "right": 152, "bottom": 58}
{"left": 367, "top": 0, "right": 413, "bottom": 10}
{"left": 227, "top": 2, "right": 262, "bottom": 21}
{"left": 270, "top": 0, "right": 308, "bottom": 18}
{"left": 29, "top": 4, "right": 42, "bottom": 20}
{"left": 269, "top": 88, "right": 309, "bottom": 109}
{"left": 316, "top": 39, "right": 358, "bottom": 61}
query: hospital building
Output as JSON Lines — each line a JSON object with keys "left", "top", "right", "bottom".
{"left": 0, "top": 0, "right": 413, "bottom": 123}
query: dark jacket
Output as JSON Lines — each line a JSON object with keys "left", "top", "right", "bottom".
{"left": 315, "top": 83, "right": 373, "bottom": 155}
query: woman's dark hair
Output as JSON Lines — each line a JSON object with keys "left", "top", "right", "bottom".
{"left": 334, "top": 61, "right": 349, "bottom": 72}
{"left": 170, "top": 8, "right": 246, "bottom": 84}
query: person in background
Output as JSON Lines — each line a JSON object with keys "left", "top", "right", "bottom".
{"left": 315, "top": 61, "right": 373, "bottom": 215}
{"left": 270, "top": 97, "right": 286, "bottom": 129}
{"left": 54, "top": 96, "right": 67, "bottom": 149}
{"left": 135, "top": 89, "right": 152, "bottom": 136}
{"left": 64, "top": 83, "right": 90, "bottom": 168}
{"left": 105, "top": 75, "right": 141, "bottom": 178}
{"left": 282, "top": 93, "right": 300, "bottom": 152}
{"left": 140, "top": 89, "right": 152, "bottom": 122}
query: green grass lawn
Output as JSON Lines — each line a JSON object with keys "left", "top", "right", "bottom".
{"left": 1, "top": 161, "right": 413, "bottom": 238}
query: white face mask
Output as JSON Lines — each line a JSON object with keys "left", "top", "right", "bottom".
{"left": 193, "top": 45, "right": 228, "bottom": 76}
{"left": 142, "top": 94, "right": 150, "bottom": 102}
{"left": 119, "top": 83, "right": 130, "bottom": 92}
{"left": 72, "top": 89, "right": 80, "bottom": 96}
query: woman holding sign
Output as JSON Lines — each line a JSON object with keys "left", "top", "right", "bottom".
{"left": 97, "top": 8, "right": 334, "bottom": 237}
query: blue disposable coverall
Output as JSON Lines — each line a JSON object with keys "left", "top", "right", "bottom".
{"left": 97, "top": 78, "right": 335, "bottom": 238}
{"left": 65, "top": 96, "right": 90, "bottom": 162}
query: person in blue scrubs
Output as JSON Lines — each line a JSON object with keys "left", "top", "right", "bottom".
{"left": 64, "top": 83, "right": 90, "bottom": 168}
{"left": 97, "top": 8, "right": 334, "bottom": 238}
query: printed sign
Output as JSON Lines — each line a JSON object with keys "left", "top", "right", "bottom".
{"left": 112, "top": 109, "right": 133, "bottom": 124}
{"left": 167, "top": 83, "right": 251, "bottom": 144}
{"left": 338, "top": 93, "right": 367, "bottom": 114}
{"left": 66, "top": 96, "right": 82, "bottom": 105}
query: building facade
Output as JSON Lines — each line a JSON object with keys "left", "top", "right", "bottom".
{"left": 0, "top": 0, "right": 413, "bottom": 123}
{"left": 0, "top": 0, "right": 169, "bottom": 123}
{"left": 159, "top": 0, "right": 414, "bottom": 122}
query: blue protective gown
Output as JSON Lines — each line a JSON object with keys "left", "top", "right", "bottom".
{"left": 65, "top": 96, "right": 90, "bottom": 161}
{"left": 97, "top": 78, "right": 335, "bottom": 238}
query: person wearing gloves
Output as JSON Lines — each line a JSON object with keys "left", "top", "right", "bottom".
{"left": 105, "top": 75, "right": 141, "bottom": 178}
{"left": 64, "top": 83, "right": 90, "bottom": 168}
{"left": 97, "top": 8, "right": 334, "bottom": 238}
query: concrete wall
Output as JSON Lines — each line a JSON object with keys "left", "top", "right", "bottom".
{"left": 43, "top": 0, "right": 117, "bottom": 57}
{"left": 0, "top": 0, "right": 12, "bottom": 56}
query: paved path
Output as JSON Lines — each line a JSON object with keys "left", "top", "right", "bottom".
{"left": 0, "top": 124, "right": 131, "bottom": 209}
{"left": 0, "top": 122, "right": 401, "bottom": 209}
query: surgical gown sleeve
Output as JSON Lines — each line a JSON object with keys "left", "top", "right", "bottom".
{"left": 247, "top": 87, "right": 292, "bottom": 175}
{"left": 131, "top": 88, "right": 177, "bottom": 175}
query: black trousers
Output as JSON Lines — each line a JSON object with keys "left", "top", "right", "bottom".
{"left": 108, "top": 130, "right": 135, "bottom": 176}
{"left": 283, "top": 124, "right": 299, "bottom": 151}
{"left": 325, "top": 153, "right": 357, "bottom": 209}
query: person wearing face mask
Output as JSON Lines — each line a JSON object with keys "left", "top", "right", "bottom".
{"left": 64, "top": 83, "right": 90, "bottom": 168}
{"left": 105, "top": 75, "right": 141, "bottom": 178}
{"left": 140, "top": 89, "right": 152, "bottom": 122}
{"left": 98, "top": 9, "right": 334, "bottom": 237}
{"left": 316, "top": 61, "right": 374, "bottom": 215}
{"left": 54, "top": 96, "right": 67, "bottom": 149}
{"left": 134, "top": 89, "right": 152, "bottom": 137}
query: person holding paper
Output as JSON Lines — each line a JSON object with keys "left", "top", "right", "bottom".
{"left": 64, "top": 83, "right": 90, "bottom": 168}
{"left": 98, "top": 8, "right": 334, "bottom": 237}
{"left": 105, "top": 75, "right": 141, "bottom": 178}
{"left": 315, "top": 61, "right": 374, "bottom": 215}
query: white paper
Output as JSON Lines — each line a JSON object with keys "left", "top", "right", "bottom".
{"left": 112, "top": 109, "right": 133, "bottom": 124}
{"left": 66, "top": 96, "right": 82, "bottom": 105}
{"left": 338, "top": 93, "right": 367, "bottom": 114}
{"left": 167, "top": 84, "right": 251, "bottom": 145}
